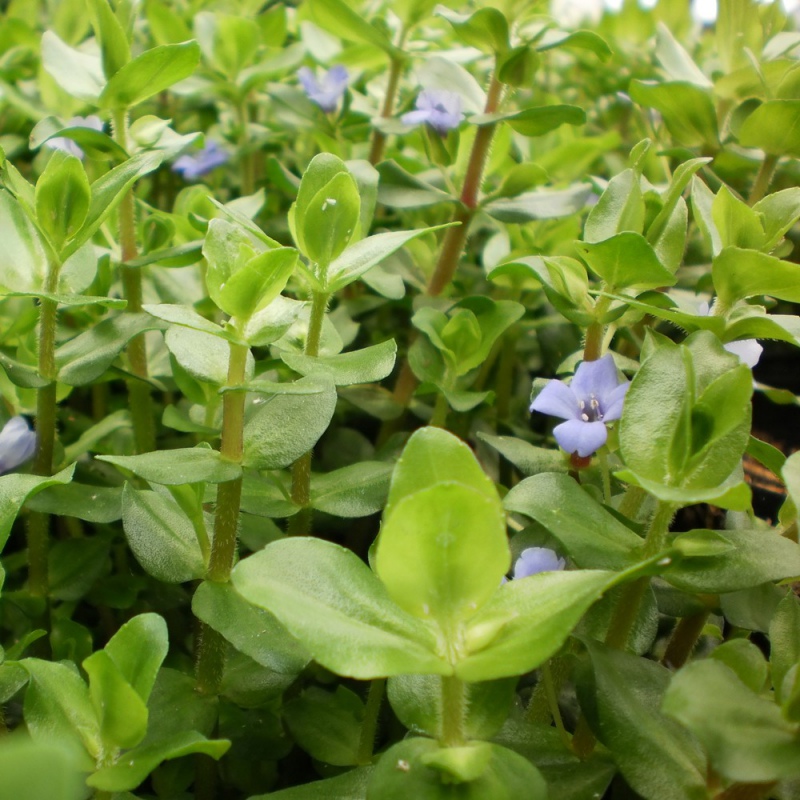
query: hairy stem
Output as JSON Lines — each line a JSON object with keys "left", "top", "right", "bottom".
{"left": 288, "top": 291, "right": 330, "bottom": 537}
{"left": 357, "top": 679, "right": 386, "bottom": 764}
{"left": 368, "top": 48, "right": 406, "bottom": 165}
{"left": 748, "top": 153, "right": 778, "bottom": 206}
{"left": 440, "top": 675, "right": 466, "bottom": 747}
{"left": 113, "top": 107, "right": 156, "bottom": 454}
{"left": 662, "top": 610, "right": 710, "bottom": 670}
{"left": 195, "top": 340, "right": 249, "bottom": 695}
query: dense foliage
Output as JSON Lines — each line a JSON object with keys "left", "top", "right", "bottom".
{"left": 0, "top": 0, "right": 799, "bottom": 798}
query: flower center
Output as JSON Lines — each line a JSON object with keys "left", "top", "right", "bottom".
{"left": 579, "top": 394, "right": 602, "bottom": 422}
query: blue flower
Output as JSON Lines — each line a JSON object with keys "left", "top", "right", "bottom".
{"left": 0, "top": 417, "right": 37, "bottom": 476}
{"left": 298, "top": 65, "right": 349, "bottom": 112}
{"left": 172, "top": 140, "right": 229, "bottom": 182}
{"left": 530, "top": 354, "right": 629, "bottom": 458}
{"left": 45, "top": 116, "right": 104, "bottom": 160}
{"left": 401, "top": 89, "right": 464, "bottom": 135}
{"left": 513, "top": 547, "right": 566, "bottom": 579}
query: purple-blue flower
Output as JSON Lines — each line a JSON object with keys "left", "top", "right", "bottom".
{"left": 530, "top": 354, "right": 629, "bottom": 458}
{"left": 0, "top": 417, "right": 37, "bottom": 476}
{"left": 401, "top": 89, "right": 464, "bottom": 135}
{"left": 298, "top": 65, "right": 349, "bottom": 112}
{"left": 513, "top": 547, "right": 566, "bottom": 578}
{"left": 172, "top": 140, "right": 229, "bottom": 182}
{"left": 45, "top": 116, "right": 104, "bottom": 160}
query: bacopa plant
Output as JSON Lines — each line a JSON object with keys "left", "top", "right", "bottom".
{"left": 0, "top": 0, "right": 799, "bottom": 799}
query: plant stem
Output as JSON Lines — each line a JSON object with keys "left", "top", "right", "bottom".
{"left": 238, "top": 95, "right": 255, "bottom": 195}
{"left": 430, "top": 392, "right": 449, "bottom": 428}
{"left": 583, "top": 294, "right": 613, "bottom": 361}
{"left": 598, "top": 450, "right": 612, "bottom": 505}
{"left": 368, "top": 52, "right": 405, "bottom": 165}
{"left": 112, "top": 107, "right": 156, "bottom": 454}
{"left": 26, "top": 252, "right": 61, "bottom": 599}
{"left": 662, "top": 610, "right": 710, "bottom": 669}
{"left": 195, "top": 340, "right": 249, "bottom": 695}
{"left": 440, "top": 675, "right": 466, "bottom": 747}
{"left": 617, "top": 484, "right": 647, "bottom": 520}
{"left": 605, "top": 501, "right": 674, "bottom": 650}
{"left": 715, "top": 782, "right": 778, "bottom": 800}
{"left": 541, "top": 661, "right": 571, "bottom": 751}
{"left": 426, "top": 73, "right": 504, "bottom": 297}
{"left": 748, "top": 153, "right": 778, "bottom": 206}
{"left": 288, "top": 291, "right": 330, "bottom": 537}
{"left": 357, "top": 679, "right": 386, "bottom": 764}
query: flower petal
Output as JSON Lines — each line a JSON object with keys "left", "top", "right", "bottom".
{"left": 0, "top": 416, "right": 37, "bottom": 476}
{"left": 724, "top": 339, "right": 762, "bottom": 368}
{"left": 602, "top": 381, "right": 630, "bottom": 421}
{"left": 553, "top": 419, "right": 607, "bottom": 457}
{"left": 513, "top": 547, "right": 566, "bottom": 579}
{"left": 530, "top": 379, "right": 579, "bottom": 421}
{"left": 401, "top": 109, "right": 433, "bottom": 126}
{"left": 570, "top": 354, "right": 621, "bottom": 404}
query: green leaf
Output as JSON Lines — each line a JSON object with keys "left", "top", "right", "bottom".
{"left": 376, "top": 160, "right": 456, "bottom": 209}
{"left": 20, "top": 659, "right": 99, "bottom": 771}
{"left": 474, "top": 105, "right": 585, "bottom": 137}
{"left": 99, "top": 41, "right": 201, "bottom": 109}
{"left": 27, "top": 484, "right": 122, "bottom": 524}
{"left": 35, "top": 151, "right": 90, "bottom": 250}
{"left": 325, "top": 224, "right": 455, "bottom": 293}
{"left": 0, "top": 737, "right": 85, "bottom": 800}
{"left": 619, "top": 331, "right": 752, "bottom": 497}
{"left": 64, "top": 151, "right": 164, "bottom": 260}
{"left": 231, "top": 538, "right": 450, "bottom": 679}
{"left": 710, "top": 639, "right": 768, "bottom": 694}
{"left": 584, "top": 168, "right": 645, "bottom": 242}
{"left": 665, "top": 528, "right": 800, "bottom": 593}
{"left": 194, "top": 12, "right": 260, "bottom": 80}
{"left": 504, "top": 474, "right": 642, "bottom": 570}
{"left": 0, "top": 466, "right": 75, "bottom": 552}
{"left": 252, "top": 767, "right": 372, "bottom": 799}
{"left": 577, "top": 640, "right": 707, "bottom": 800}
{"left": 87, "top": 731, "right": 230, "bottom": 792}
{"left": 192, "top": 581, "right": 309, "bottom": 674}
{"left": 576, "top": 232, "right": 675, "bottom": 290}
{"left": 104, "top": 613, "right": 169, "bottom": 703}
{"left": 713, "top": 247, "right": 800, "bottom": 306}
{"left": 712, "top": 186, "right": 765, "bottom": 251}
{"left": 83, "top": 649, "right": 149, "bottom": 751}
{"left": 753, "top": 187, "right": 800, "bottom": 251}
{"left": 282, "top": 339, "right": 396, "bottom": 386}
{"left": 367, "top": 738, "right": 547, "bottom": 799}
{"left": 99, "top": 448, "right": 241, "bottom": 485}
{"left": 307, "top": 0, "right": 395, "bottom": 54}
{"left": 477, "top": 433, "right": 568, "bottom": 477}
{"left": 377, "top": 483, "right": 510, "bottom": 627}
{"left": 484, "top": 184, "right": 593, "bottom": 224}
{"left": 283, "top": 686, "right": 364, "bottom": 766}
{"left": 55, "top": 312, "right": 165, "bottom": 385}
{"left": 121, "top": 485, "right": 205, "bottom": 583}
{"left": 435, "top": 7, "right": 510, "bottom": 54}
{"left": 87, "top": 0, "right": 131, "bottom": 79}
{"left": 0, "top": 189, "right": 48, "bottom": 294}
{"left": 142, "top": 303, "right": 226, "bottom": 337}
{"left": 40, "top": 31, "right": 104, "bottom": 103}
{"left": 629, "top": 80, "right": 718, "bottom": 148}
{"left": 662, "top": 659, "right": 800, "bottom": 782}
{"left": 310, "top": 462, "right": 394, "bottom": 517}
{"left": 242, "top": 376, "right": 337, "bottom": 470}
{"left": 301, "top": 172, "right": 361, "bottom": 269}
{"left": 739, "top": 100, "right": 800, "bottom": 157}
{"left": 219, "top": 247, "right": 297, "bottom": 321}
{"left": 49, "top": 536, "right": 111, "bottom": 601}
{"left": 770, "top": 592, "right": 800, "bottom": 704}
{"left": 536, "top": 29, "right": 612, "bottom": 60}
{"left": 455, "top": 570, "right": 617, "bottom": 682}
{"left": 165, "top": 326, "right": 254, "bottom": 386}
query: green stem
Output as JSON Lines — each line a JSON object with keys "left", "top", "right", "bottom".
{"left": 440, "top": 675, "right": 466, "bottom": 747}
{"left": 541, "top": 661, "right": 571, "bottom": 751}
{"left": 357, "top": 679, "right": 386, "bottom": 764}
{"left": 112, "top": 107, "right": 156, "bottom": 454}
{"left": 715, "top": 782, "right": 778, "bottom": 800}
{"left": 195, "top": 340, "right": 249, "bottom": 696}
{"left": 288, "top": 291, "right": 329, "bottom": 537}
{"left": 597, "top": 450, "right": 612, "bottom": 505}
{"left": 583, "top": 293, "right": 613, "bottom": 362}
{"left": 605, "top": 501, "right": 674, "bottom": 650}
{"left": 430, "top": 392, "right": 449, "bottom": 428}
{"left": 662, "top": 610, "right": 710, "bottom": 670}
{"left": 368, "top": 49, "right": 406, "bottom": 165}
{"left": 617, "top": 484, "right": 647, "bottom": 520}
{"left": 238, "top": 95, "right": 255, "bottom": 195}
{"left": 26, "top": 252, "right": 61, "bottom": 600}
{"left": 748, "top": 153, "right": 778, "bottom": 206}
